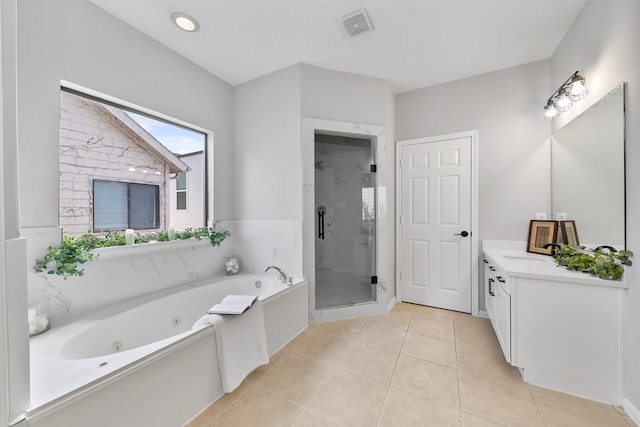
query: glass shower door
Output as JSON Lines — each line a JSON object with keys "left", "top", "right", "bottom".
{"left": 314, "top": 134, "right": 377, "bottom": 309}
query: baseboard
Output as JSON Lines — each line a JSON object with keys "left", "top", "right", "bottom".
{"left": 386, "top": 296, "right": 396, "bottom": 313}
{"left": 477, "top": 310, "right": 488, "bottom": 319}
{"left": 623, "top": 398, "right": 640, "bottom": 426}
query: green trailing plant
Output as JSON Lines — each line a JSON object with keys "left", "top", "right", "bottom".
{"left": 34, "top": 234, "right": 95, "bottom": 279}
{"left": 552, "top": 244, "right": 633, "bottom": 280}
{"left": 35, "top": 227, "right": 230, "bottom": 279}
{"left": 209, "top": 229, "right": 230, "bottom": 246}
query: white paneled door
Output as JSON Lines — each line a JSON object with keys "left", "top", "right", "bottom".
{"left": 399, "top": 134, "right": 472, "bottom": 312}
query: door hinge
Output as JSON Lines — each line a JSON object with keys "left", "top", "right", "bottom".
{"left": 370, "top": 164, "right": 377, "bottom": 173}
{"left": 371, "top": 275, "right": 378, "bottom": 284}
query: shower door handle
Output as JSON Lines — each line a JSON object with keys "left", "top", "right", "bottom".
{"left": 317, "top": 206, "right": 326, "bottom": 239}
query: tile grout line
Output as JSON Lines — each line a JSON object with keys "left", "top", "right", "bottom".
{"left": 526, "top": 383, "right": 550, "bottom": 427}
{"left": 453, "top": 314, "right": 463, "bottom": 424}
{"left": 375, "top": 307, "right": 410, "bottom": 426}
{"left": 374, "top": 306, "right": 412, "bottom": 425}
{"left": 295, "top": 348, "right": 348, "bottom": 425}
{"left": 205, "top": 381, "right": 257, "bottom": 426}
{"left": 373, "top": 383, "right": 392, "bottom": 426}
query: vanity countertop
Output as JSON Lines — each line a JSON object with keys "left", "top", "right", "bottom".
{"left": 482, "top": 241, "right": 628, "bottom": 289}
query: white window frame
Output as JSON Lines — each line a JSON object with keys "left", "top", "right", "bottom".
{"left": 60, "top": 80, "right": 215, "bottom": 237}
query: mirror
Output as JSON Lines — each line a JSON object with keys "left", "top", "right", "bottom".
{"left": 551, "top": 84, "right": 625, "bottom": 248}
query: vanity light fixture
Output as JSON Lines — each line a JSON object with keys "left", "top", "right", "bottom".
{"left": 555, "top": 89, "right": 573, "bottom": 112}
{"left": 171, "top": 12, "right": 200, "bottom": 32}
{"left": 543, "top": 71, "right": 588, "bottom": 121}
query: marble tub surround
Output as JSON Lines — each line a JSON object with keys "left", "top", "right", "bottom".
{"left": 228, "top": 220, "right": 303, "bottom": 278}
{"left": 25, "top": 234, "right": 234, "bottom": 320}
{"left": 187, "top": 302, "right": 634, "bottom": 427}
{"left": 23, "top": 219, "right": 303, "bottom": 321}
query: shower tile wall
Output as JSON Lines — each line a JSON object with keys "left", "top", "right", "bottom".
{"left": 314, "top": 136, "right": 375, "bottom": 309}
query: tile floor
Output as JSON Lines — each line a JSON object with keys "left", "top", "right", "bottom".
{"left": 187, "top": 303, "right": 636, "bottom": 427}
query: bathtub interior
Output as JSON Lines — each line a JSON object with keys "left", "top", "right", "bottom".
{"left": 29, "top": 275, "right": 306, "bottom": 411}
{"left": 56, "top": 275, "right": 286, "bottom": 360}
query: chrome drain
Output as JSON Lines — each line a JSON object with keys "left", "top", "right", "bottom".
{"left": 172, "top": 317, "right": 181, "bottom": 326}
{"left": 255, "top": 280, "right": 262, "bottom": 289}
{"left": 111, "top": 341, "right": 122, "bottom": 353}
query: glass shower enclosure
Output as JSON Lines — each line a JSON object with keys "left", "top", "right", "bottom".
{"left": 314, "top": 133, "right": 377, "bottom": 309}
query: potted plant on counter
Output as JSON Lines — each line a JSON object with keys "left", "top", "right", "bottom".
{"left": 552, "top": 244, "right": 633, "bottom": 280}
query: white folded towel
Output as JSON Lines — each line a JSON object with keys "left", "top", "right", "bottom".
{"left": 193, "top": 300, "right": 269, "bottom": 393}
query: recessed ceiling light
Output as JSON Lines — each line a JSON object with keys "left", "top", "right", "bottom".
{"left": 171, "top": 12, "right": 199, "bottom": 32}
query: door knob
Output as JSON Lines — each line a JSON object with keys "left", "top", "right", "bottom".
{"left": 454, "top": 231, "right": 470, "bottom": 237}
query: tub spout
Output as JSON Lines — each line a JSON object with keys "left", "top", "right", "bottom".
{"left": 264, "top": 266, "right": 289, "bottom": 284}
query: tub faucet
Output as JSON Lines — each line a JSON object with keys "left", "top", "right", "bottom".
{"left": 594, "top": 245, "right": 617, "bottom": 253}
{"left": 264, "top": 266, "right": 289, "bottom": 284}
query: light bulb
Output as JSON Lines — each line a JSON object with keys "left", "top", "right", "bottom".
{"left": 556, "top": 91, "right": 573, "bottom": 112}
{"left": 544, "top": 102, "right": 558, "bottom": 121}
{"left": 570, "top": 79, "right": 588, "bottom": 101}
{"left": 171, "top": 12, "right": 200, "bottom": 32}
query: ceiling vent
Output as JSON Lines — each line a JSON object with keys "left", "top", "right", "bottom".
{"left": 339, "top": 9, "right": 374, "bottom": 38}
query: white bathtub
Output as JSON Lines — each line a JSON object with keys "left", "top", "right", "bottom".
{"left": 27, "top": 274, "right": 308, "bottom": 427}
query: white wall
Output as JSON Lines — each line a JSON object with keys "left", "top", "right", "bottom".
{"left": 550, "top": 0, "right": 640, "bottom": 415}
{"left": 396, "top": 60, "right": 552, "bottom": 243}
{"left": 233, "top": 64, "right": 302, "bottom": 221}
{"left": 301, "top": 64, "right": 392, "bottom": 126}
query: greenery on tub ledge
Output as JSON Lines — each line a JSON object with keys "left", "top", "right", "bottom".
{"left": 552, "top": 244, "right": 633, "bottom": 280}
{"left": 34, "top": 227, "right": 230, "bottom": 279}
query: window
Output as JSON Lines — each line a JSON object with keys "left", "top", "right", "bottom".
{"left": 176, "top": 172, "right": 187, "bottom": 210}
{"left": 59, "top": 87, "right": 207, "bottom": 235}
{"left": 93, "top": 180, "right": 159, "bottom": 231}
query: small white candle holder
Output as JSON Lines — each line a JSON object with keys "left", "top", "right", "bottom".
{"left": 225, "top": 258, "right": 239, "bottom": 275}
{"left": 125, "top": 229, "right": 135, "bottom": 245}
{"left": 28, "top": 303, "right": 50, "bottom": 336}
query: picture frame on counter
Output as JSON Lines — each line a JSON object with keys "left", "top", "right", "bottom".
{"left": 559, "top": 220, "right": 580, "bottom": 246}
{"left": 527, "top": 220, "right": 559, "bottom": 255}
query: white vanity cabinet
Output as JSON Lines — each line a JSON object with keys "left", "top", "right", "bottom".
{"left": 483, "top": 259, "right": 510, "bottom": 363}
{"left": 483, "top": 261, "right": 496, "bottom": 326}
{"left": 493, "top": 276, "right": 511, "bottom": 363}
{"left": 482, "top": 242, "right": 626, "bottom": 405}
